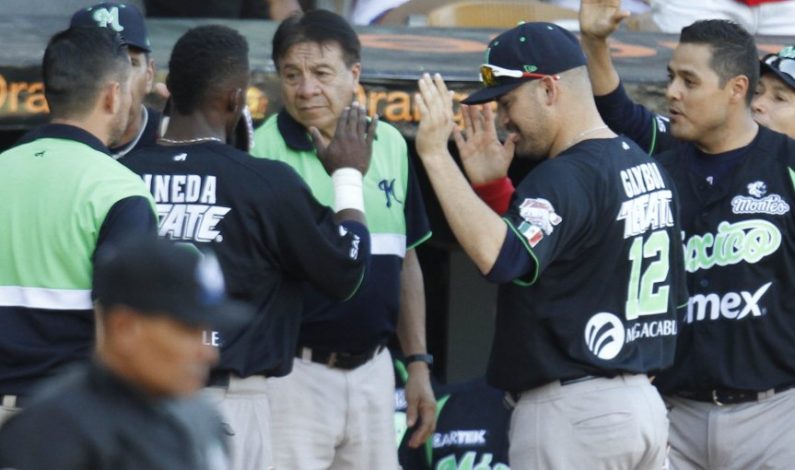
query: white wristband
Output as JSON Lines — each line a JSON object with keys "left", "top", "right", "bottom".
{"left": 332, "top": 168, "right": 365, "bottom": 213}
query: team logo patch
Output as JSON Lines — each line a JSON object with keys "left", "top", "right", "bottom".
{"left": 731, "top": 181, "right": 790, "bottom": 215}
{"left": 92, "top": 7, "right": 125, "bottom": 32}
{"left": 518, "top": 198, "right": 562, "bottom": 235}
{"left": 378, "top": 178, "right": 403, "bottom": 208}
{"left": 584, "top": 312, "right": 625, "bottom": 360}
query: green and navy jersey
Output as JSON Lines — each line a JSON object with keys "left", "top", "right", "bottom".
{"left": 653, "top": 126, "right": 795, "bottom": 394}
{"left": 123, "top": 141, "right": 369, "bottom": 378}
{"left": 251, "top": 111, "right": 431, "bottom": 353}
{"left": 394, "top": 360, "right": 510, "bottom": 470}
{"left": 0, "top": 124, "right": 156, "bottom": 395}
{"left": 596, "top": 84, "right": 795, "bottom": 394}
{"left": 488, "top": 137, "right": 687, "bottom": 393}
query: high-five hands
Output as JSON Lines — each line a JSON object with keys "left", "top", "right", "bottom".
{"left": 580, "top": 0, "right": 630, "bottom": 40}
{"left": 415, "top": 73, "right": 456, "bottom": 159}
{"left": 455, "top": 104, "right": 516, "bottom": 185}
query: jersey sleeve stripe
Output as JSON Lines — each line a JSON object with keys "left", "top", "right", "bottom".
{"left": 648, "top": 117, "right": 658, "bottom": 156}
{"left": 503, "top": 218, "right": 541, "bottom": 287}
{"left": 406, "top": 230, "right": 432, "bottom": 251}
{"left": 788, "top": 167, "right": 795, "bottom": 194}
{"left": 0, "top": 286, "right": 93, "bottom": 310}
{"left": 372, "top": 233, "right": 408, "bottom": 257}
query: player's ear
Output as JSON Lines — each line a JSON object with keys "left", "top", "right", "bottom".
{"left": 540, "top": 76, "right": 558, "bottom": 106}
{"left": 227, "top": 87, "right": 244, "bottom": 115}
{"left": 103, "top": 81, "right": 122, "bottom": 115}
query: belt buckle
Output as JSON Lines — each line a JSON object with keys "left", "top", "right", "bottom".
{"left": 711, "top": 389, "right": 725, "bottom": 406}
{"left": 326, "top": 352, "right": 338, "bottom": 368}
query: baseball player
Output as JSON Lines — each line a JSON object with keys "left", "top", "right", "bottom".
{"left": 18, "top": 3, "right": 161, "bottom": 159}
{"left": 122, "top": 25, "right": 373, "bottom": 470}
{"left": 580, "top": 0, "right": 795, "bottom": 150}
{"left": 413, "top": 22, "right": 687, "bottom": 469}
{"left": 0, "top": 238, "right": 238, "bottom": 469}
{"left": 250, "top": 10, "right": 436, "bottom": 469}
{"left": 0, "top": 27, "right": 156, "bottom": 425}
{"left": 394, "top": 358, "right": 511, "bottom": 470}
{"left": 574, "top": 2, "right": 795, "bottom": 468}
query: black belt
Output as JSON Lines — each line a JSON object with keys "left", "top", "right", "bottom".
{"left": 297, "top": 343, "right": 385, "bottom": 370}
{"left": 560, "top": 375, "right": 599, "bottom": 386}
{"left": 207, "top": 371, "right": 232, "bottom": 388}
{"left": 677, "top": 382, "right": 795, "bottom": 406}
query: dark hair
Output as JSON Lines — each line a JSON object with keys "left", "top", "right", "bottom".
{"left": 166, "top": 25, "right": 249, "bottom": 115}
{"left": 272, "top": 9, "right": 361, "bottom": 70}
{"left": 42, "top": 27, "right": 130, "bottom": 119}
{"left": 680, "top": 20, "right": 759, "bottom": 105}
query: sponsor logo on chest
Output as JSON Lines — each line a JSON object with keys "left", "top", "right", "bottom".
{"left": 433, "top": 430, "right": 487, "bottom": 448}
{"left": 731, "top": 181, "right": 790, "bottom": 215}
{"left": 685, "top": 282, "right": 771, "bottom": 324}
{"left": 584, "top": 312, "right": 676, "bottom": 361}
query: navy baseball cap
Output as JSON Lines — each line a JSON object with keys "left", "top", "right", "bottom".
{"left": 463, "top": 22, "right": 586, "bottom": 105}
{"left": 94, "top": 237, "right": 251, "bottom": 329}
{"left": 760, "top": 46, "right": 795, "bottom": 91}
{"left": 70, "top": 2, "right": 151, "bottom": 52}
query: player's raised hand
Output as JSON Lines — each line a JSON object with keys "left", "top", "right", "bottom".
{"left": 580, "top": 0, "right": 630, "bottom": 40}
{"left": 415, "top": 73, "right": 455, "bottom": 159}
{"left": 454, "top": 104, "right": 516, "bottom": 185}
{"left": 310, "top": 103, "right": 378, "bottom": 175}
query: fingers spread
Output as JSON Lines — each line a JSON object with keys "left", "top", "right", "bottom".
{"left": 308, "top": 126, "right": 327, "bottom": 153}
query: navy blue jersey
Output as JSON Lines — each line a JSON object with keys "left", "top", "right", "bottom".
{"left": 653, "top": 127, "right": 795, "bottom": 394}
{"left": 394, "top": 361, "right": 510, "bottom": 470}
{"left": 487, "top": 137, "right": 687, "bottom": 393}
{"left": 123, "top": 142, "right": 368, "bottom": 378}
{"left": 595, "top": 83, "right": 795, "bottom": 394}
{"left": 594, "top": 82, "right": 677, "bottom": 156}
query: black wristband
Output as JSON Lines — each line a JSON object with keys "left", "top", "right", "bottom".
{"left": 404, "top": 353, "right": 434, "bottom": 368}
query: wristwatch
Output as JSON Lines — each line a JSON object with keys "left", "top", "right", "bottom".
{"left": 404, "top": 353, "right": 434, "bottom": 368}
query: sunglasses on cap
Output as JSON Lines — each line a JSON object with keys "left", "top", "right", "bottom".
{"left": 479, "top": 64, "right": 560, "bottom": 88}
{"left": 763, "top": 54, "right": 795, "bottom": 82}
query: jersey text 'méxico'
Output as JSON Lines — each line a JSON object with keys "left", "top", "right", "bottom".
{"left": 488, "top": 137, "right": 687, "bottom": 393}
{"left": 123, "top": 142, "right": 367, "bottom": 378}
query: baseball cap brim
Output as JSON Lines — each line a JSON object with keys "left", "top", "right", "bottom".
{"left": 462, "top": 80, "right": 526, "bottom": 105}
{"left": 760, "top": 55, "right": 795, "bottom": 91}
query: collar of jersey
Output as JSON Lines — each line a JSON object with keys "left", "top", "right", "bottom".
{"left": 30, "top": 123, "right": 110, "bottom": 155}
{"left": 277, "top": 110, "right": 315, "bottom": 152}
{"left": 276, "top": 109, "right": 381, "bottom": 153}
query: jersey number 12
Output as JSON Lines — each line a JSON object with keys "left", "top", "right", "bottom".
{"left": 625, "top": 230, "right": 670, "bottom": 321}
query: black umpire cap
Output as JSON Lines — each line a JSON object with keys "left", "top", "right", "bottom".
{"left": 70, "top": 2, "right": 151, "bottom": 52}
{"left": 463, "top": 22, "right": 586, "bottom": 105}
{"left": 93, "top": 237, "right": 251, "bottom": 329}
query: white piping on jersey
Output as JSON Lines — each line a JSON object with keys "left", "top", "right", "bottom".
{"left": 112, "top": 106, "right": 148, "bottom": 160}
{"left": 370, "top": 233, "right": 406, "bottom": 257}
{"left": 0, "top": 286, "right": 93, "bottom": 310}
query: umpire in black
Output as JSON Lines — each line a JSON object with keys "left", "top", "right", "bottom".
{"left": 0, "top": 237, "right": 248, "bottom": 470}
